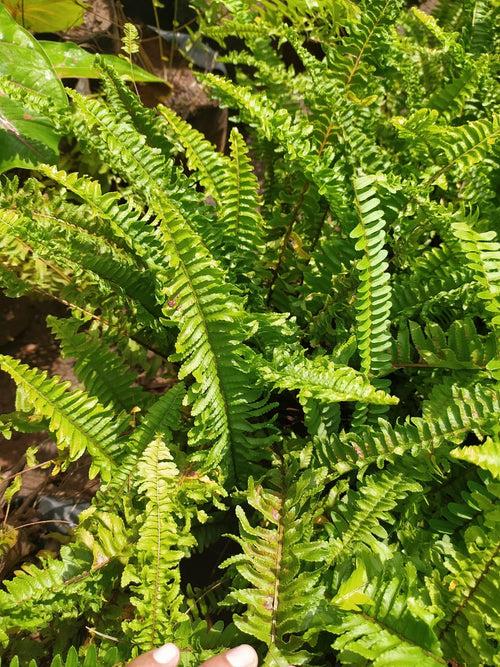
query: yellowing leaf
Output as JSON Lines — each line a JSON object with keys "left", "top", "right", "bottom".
{"left": 2, "top": 0, "right": 86, "bottom": 33}
{"left": 0, "top": 524, "right": 18, "bottom": 555}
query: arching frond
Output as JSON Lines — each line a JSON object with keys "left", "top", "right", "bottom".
{"left": 0, "top": 355, "right": 126, "bottom": 481}
{"left": 158, "top": 105, "right": 230, "bottom": 202}
{"left": 47, "top": 91, "right": 274, "bottom": 486}
{"left": 451, "top": 438, "right": 500, "bottom": 479}
{"left": 328, "top": 572, "right": 446, "bottom": 666}
{"left": 261, "top": 350, "right": 398, "bottom": 405}
{"left": 431, "top": 534, "right": 500, "bottom": 665}
{"left": 450, "top": 217, "right": 500, "bottom": 327}
{"left": 320, "top": 383, "right": 499, "bottom": 475}
{"left": 328, "top": 468, "right": 421, "bottom": 561}
{"left": 218, "top": 128, "right": 268, "bottom": 291}
{"left": 48, "top": 316, "right": 149, "bottom": 413}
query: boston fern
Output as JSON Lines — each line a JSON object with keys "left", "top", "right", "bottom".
{"left": 0, "top": 0, "right": 498, "bottom": 665}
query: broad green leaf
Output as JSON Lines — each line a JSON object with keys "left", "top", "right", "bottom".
{"left": 1, "top": 0, "right": 85, "bottom": 33}
{"left": 0, "top": 4, "right": 64, "bottom": 171}
{"left": 39, "top": 41, "right": 165, "bottom": 83}
{"left": 0, "top": 5, "right": 66, "bottom": 105}
{"left": 0, "top": 94, "right": 59, "bottom": 171}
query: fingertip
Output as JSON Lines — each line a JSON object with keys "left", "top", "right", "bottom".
{"left": 152, "top": 643, "right": 180, "bottom": 665}
{"left": 225, "top": 644, "right": 259, "bottom": 667}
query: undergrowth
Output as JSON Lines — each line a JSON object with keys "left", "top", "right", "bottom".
{"left": 0, "top": 0, "right": 498, "bottom": 665}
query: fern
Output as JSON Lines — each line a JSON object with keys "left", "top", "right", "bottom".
{"left": 327, "top": 572, "right": 446, "bottom": 666}
{"left": 319, "top": 383, "right": 499, "bottom": 475}
{"left": 223, "top": 457, "right": 329, "bottom": 665}
{"left": 218, "top": 128, "right": 268, "bottom": 291}
{"left": 0, "top": 355, "right": 126, "bottom": 481}
{"left": 158, "top": 105, "right": 230, "bottom": 202}
{"left": 67, "top": 91, "right": 273, "bottom": 485}
{"left": 123, "top": 437, "right": 195, "bottom": 650}
{"left": 450, "top": 217, "right": 500, "bottom": 328}
{"left": 426, "top": 116, "right": 499, "bottom": 187}
{"left": 451, "top": 437, "right": 500, "bottom": 478}
{"left": 261, "top": 349, "right": 398, "bottom": 405}
{"left": 328, "top": 468, "right": 422, "bottom": 562}
{"left": 48, "top": 316, "right": 150, "bottom": 413}
{"left": 351, "top": 173, "right": 392, "bottom": 379}
{"left": 431, "top": 533, "right": 500, "bottom": 665}
{"left": 0, "top": 2, "right": 499, "bottom": 664}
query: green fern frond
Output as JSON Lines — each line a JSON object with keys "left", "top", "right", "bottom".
{"left": 0, "top": 355, "right": 126, "bottom": 481}
{"left": 461, "top": 0, "right": 497, "bottom": 54}
{"left": 0, "top": 645, "right": 119, "bottom": 666}
{"left": 0, "top": 204, "right": 163, "bottom": 352}
{"left": 218, "top": 128, "right": 268, "bottom": 290}
{"left": 223, "top": 459, "right": 329, "bottom": 664}
{"left": 124, "top": 436, "right": 225, "bottom": 650}
{"left": 427, "top": 115, "right": 499, "bottom": 186}
{"left": 450, "top": 217, "right": 500, "bottom": 327}
{"left": 328, "top": 468, "right": 421, "bottom": 561}
{"left": 328, "top": 0, "right": 403, "bottom": 91}
{"left": 432, "top": 533, "right": 500, "bottom": 665}
{"left": 425, "top": 468, "right": 500, "bottom": 537}
{"left": 392, "top": 244, "right": 476, "bottom": 321}
{"left": 0, "top": 541, "right": 117, "bottom": 644}
{"left": 48, "top": 95, "right": 274, "bottom": 486}
{"left": 123, "top": 437, "right": 193, "bottom": 649}
{"left": 158, "top": 105, "right": 230, "bottom": 202}
{"left": 394, "top": 317, "right": 497, "bottom": 371}
{"left": 48, "top": 316, "right": 149, "bottom": 413}
{"left": 321, "top": 383, "right": 499, "bottom": 474}
{"left": 261, "top": 350, "right": 398, "bottom": 405}
{"left": 451, "top": 437, "right": 500, "bottom": 479}
{"left": 99, "top": 383, "right": 186, "bottom": 509}
{"left": 97, "top": 59, "right": 175, "bottom": 158}
{"left": 0, "top": 411, "right": 46, "bottom": 439}
{"left": 427, "top": 60, "right": 488, "bottom": 120}
{"left": 351, "top": 173, "right": 392, "bottom": 378}
{"left": 328, "top": 573, "right": 446, "bottom": 666}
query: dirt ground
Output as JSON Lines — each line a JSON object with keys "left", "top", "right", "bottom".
{"left": 0, "top": 295, "right": 98, "bottom": 577}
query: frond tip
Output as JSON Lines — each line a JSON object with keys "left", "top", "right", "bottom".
{"left": 261, "top": 350, "right": 398, "bottom": 405}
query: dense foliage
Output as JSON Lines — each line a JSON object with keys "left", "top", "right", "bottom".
{"left": 0, "top": 0, "right": 499, "bottom": 665}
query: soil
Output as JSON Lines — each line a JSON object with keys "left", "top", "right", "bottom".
{"left": 0, "top": 295, "right": 97, "bottom": 578}
{"left": 62, "top": 0, "right": 116, "bottom": 43}
{"left": 138, "top": 38, "right": 228, "bottom": 151}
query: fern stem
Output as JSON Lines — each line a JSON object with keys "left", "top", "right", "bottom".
{"left": 266, "top": 180, "right": 309, "bottom": 305}
{"left": 270, "top": 461, "right": 286, "bottom": 645}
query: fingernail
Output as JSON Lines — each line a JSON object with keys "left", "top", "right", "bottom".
{"left": 153, "top": 643, "right": 179, "bottom": 664}
{"left": 226, "top": 644, "right": 258, "bottom": 667}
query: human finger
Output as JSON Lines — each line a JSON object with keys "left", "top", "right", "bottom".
{"left": 127, "top": 643, "right": 180, "bottom": 667}
{"left": 200, "top": 644, "right": 258, "bottom": 667}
